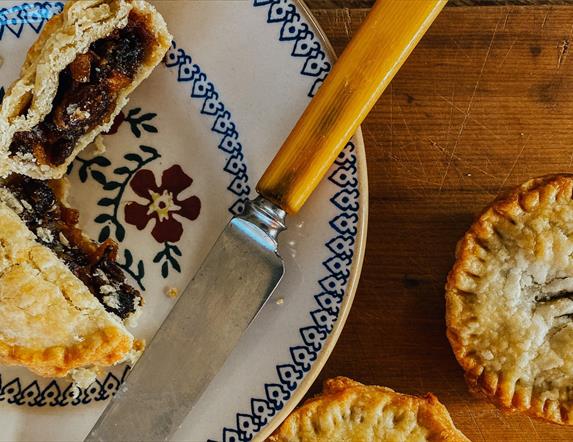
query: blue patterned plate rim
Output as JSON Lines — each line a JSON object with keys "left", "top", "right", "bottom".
{"left": 252, "top": 1, "right": 368, "bottom": 439}
{"left": 0, "top": 1, "right": 368, "bottom": 440}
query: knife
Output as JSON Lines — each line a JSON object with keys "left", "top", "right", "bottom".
{"left": 85, "top": 0, "right": 446, "bottom": 440}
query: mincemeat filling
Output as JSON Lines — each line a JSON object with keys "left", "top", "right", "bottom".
{"left": 9, "top": 11, "right": 153, "bottom": 166}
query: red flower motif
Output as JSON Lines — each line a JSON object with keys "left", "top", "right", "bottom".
{"left": 125, "top": 165, "right": 201, "bottom": 243}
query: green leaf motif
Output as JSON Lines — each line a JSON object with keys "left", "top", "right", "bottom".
{"left": 115, "top": 224, "right": 125, "bottom": 242}
{"left": 92, "top": 157, "right": 111, "bottom": 167}
{"left": 125, "top": 107, "right": 159, "bottom": 138}
{"left": 123, "top": 249, "right": 133, "bottom": 268}
{"left": 142, "top": 124, "right": 158, "bottom": 133}
{"left": 140, "top": 145, "right": 158, "bottom": 155}
{"left": 170, "top": 259, "right": 181, "bottom": 273}
{"left": 94, "top": 214, "right": 111, "bottom": 224}
{"left": 117, "top": 248, "right": 145, "bottom": 290}
{"left": 103, "top": 181, "right": 121, "bottom": 191}
{"left": 125, "top": 153, "right": 143, "bottom": 163}
{"left": 99, "top": 226, "right": 110, "bottom": 242}
{"left": 153, "top": 242, "right": 183, "bottom": 278}
{"left": 114, "top": 167, "right": 131, "bottom": 175}
{"left": 98, "top": 198, "right": 116, "bottom": 207}
{"left": 91, "top": 170, "right": 107, "bottom": 185}
{"left": 140, "top": 113, "right": 157, "bottom": 121}
{"left": 69, "top": 108, "right": 163, "bottom": 291}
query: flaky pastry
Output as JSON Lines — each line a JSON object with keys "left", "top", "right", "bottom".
{"left": 0, "top": 176, "right": 142, "bottom": 377}
{"left": 0, "top": 0, "right": 171, "bottom": 179}
{"left": 447, "top": 174, "right": 573, "bottom": 425}
{"left": 268, "top": 377, "right": 469, "bottom": 442}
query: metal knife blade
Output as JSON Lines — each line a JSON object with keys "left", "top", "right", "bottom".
{"left": 85, "top": 197, "right": 286, "bottom": 442}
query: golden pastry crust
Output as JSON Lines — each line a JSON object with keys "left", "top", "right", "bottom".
{"left": 446, "top": 174, "right": 573, "bottom": 425}
{"left": 0, "top": 0, "right": 171, "bottom": 179}
{"left": 268, "top": 377, "right": 469, "bottom": 442}
{"left": 0, "top": 197, "right": 134, "bottom": 378}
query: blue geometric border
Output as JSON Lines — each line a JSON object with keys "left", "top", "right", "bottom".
{"left": 220, "top": 2, "right": 360, "bottom": 441}
{"left": 254, "top": 0, "right": 331, "bottom": 98}
{"left": 221, "top": 144, "right": 359, "bottom": 442}
{"left": 0, "top": 366, "right": 130, "bottom": 407}
{"left": 164, "top": 41, "right": 250, "bottom": 216}
{"left": 0, "top": 2, "right": 63, "bottom": 39}
{"left": 0, "top": 0, "right": 138, "bottom": 409}
{"left": 0, "top": 4, "right": 363, "bottom": 442}
{"left": 0, "top": 2, "right": 251, "bottom": 408}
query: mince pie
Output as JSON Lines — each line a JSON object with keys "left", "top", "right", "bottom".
{"left": 0, "top": 175, "right": 142, "bottom": 377}
{"left": 268, "top": 377, "right": 469, "bottom": 442}
{"left": 0, "top": 0, "right": 171, "bottom": 179}
{"left": 447, "top": 174, "right": 573, "bottom": 425}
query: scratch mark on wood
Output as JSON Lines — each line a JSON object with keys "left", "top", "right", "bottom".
{"left": 557, "top": 38, "right": 569, "bottom": 68}
{"left": 469, "top": 409, "right": 487, "bottom": 442}
{"left": 429, "top": 138, "right": 498, "bottom": 182}
{"left": 567, "top": 148, "right": 573, "bottom": 169}
{"left": 498, "top": 39, "right": 517, "bottom": 70}
{"left": 330, "top": 8, "right": 353, "bottom": 40}
{"left": 363, "top": 125, "right": 378, "bottom": 147}
{"left": 340, "top": 7, "right": 351, "bottom": 39}
{"left": 503, "top": 7, "right": 511, "bottom": 30}
{"left": 444, "top": 87, "right": 456, "bottom": 150}
{"left": 398, "top": 103, "right": 416, "bottom": 141}
{"left": 541, "top": 8, "right": 551, "bottom": 30}
{"left": 385, "top": 151, "right": 440, "bottom": 188}
{"left": 526, "top": 416, "right": 542, "bottom": 440}
{"left": 497, "top": 136, "right": 529, "bottom": 192}
{"left": 440, "top": 14, "right": 501, "bottom": 192}
{"left": 397, "top": 102, "right": 429, "bottom": 182}
{"left": 365, "top": 125, "right": 431, "bottom": 189}
{"left": 448, "top": 37, "right": 473, "bottom": 62}
{"left": 438, "top": 94, "right": 513, "bottom": 151}
{"left": 557, "top": 23, "right": 573, "bottom": 69}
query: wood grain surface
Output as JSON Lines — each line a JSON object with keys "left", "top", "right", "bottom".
{"left": 305, "top": 0, "right": 573, "bottom": 9}
{"left": 304, "top": 5, "right": 573, "bottom": 441}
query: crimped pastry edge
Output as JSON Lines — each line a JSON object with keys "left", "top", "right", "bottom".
{"left": 446, "top": 174, "right": 573, "bottom": 425}
{"left": 0, "top": 326, "right": 132, "bottom": 378}
{"left": 0, "top": 183, "right": 135, "bottom": 378}
{"left": 268, "top": 376, "right": 470, "bottom": 441}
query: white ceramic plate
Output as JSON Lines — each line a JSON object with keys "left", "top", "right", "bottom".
{"left": 0, "top": 1, "right": 367, "bottom": 440}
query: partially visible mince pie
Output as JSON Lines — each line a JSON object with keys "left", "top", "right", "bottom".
{"left": 268, "top": 377, "right": 470, "bottom": 441}
{"left": 446, "top": 175, "right": 573, "bottom": 425}
{"left": 0, "top": 0, "right": 171, "bottom": 179}
{"left": 0, "top": 175, "right": 142, "bottom": 377}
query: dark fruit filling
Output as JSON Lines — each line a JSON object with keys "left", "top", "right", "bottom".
{"left": 4, "top": 176, "right": 142, "bottom": 320}
{"left": 9, "top": 11, "right": 153, "bottom": 166}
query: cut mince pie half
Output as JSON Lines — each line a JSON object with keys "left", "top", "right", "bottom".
{"left": 0, "top": 0, "right": 171, "bottom": 179}
{"left": 447, "top": 174, "right": 573, "bottom": 425}
{"left": 0, "top": 175, "right": 142, "bottom": 378}
{"left": 268, "top": 377, "right": 469, "bottom": 442}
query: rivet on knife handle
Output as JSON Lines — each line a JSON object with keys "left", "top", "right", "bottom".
{"left": 257, "top": 0, "right": 447, "bottom": 214}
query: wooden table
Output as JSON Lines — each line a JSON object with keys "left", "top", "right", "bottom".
{"left": 300, "top": 2, "right": 573, "bottom": 440}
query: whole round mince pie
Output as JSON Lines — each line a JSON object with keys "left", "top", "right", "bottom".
{"left": 447, "top": 174, "right": 573, "bottom": 425}
{"left": 268, "top": 377, "right": 469, "bottom": 442}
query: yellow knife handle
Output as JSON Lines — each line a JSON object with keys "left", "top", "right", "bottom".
{"left": 256, "top": 0, "right": 447, "bottom": 214}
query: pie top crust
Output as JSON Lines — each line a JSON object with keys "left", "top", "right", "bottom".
{"left": 446, "top": 174, "right": 573, "bottom": 424}
{"left": 0, "top": 191, "right": 133, "bottom": 378}
{"left": 0, "top": 0, "right": 171, "bottom": 179}
{"left": 268, "top": 377, "right": 469, "bottom": 442}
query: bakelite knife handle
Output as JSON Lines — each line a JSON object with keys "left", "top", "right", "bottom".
{"left": 256, "top": 0, "right": 447, "bottom": 214}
